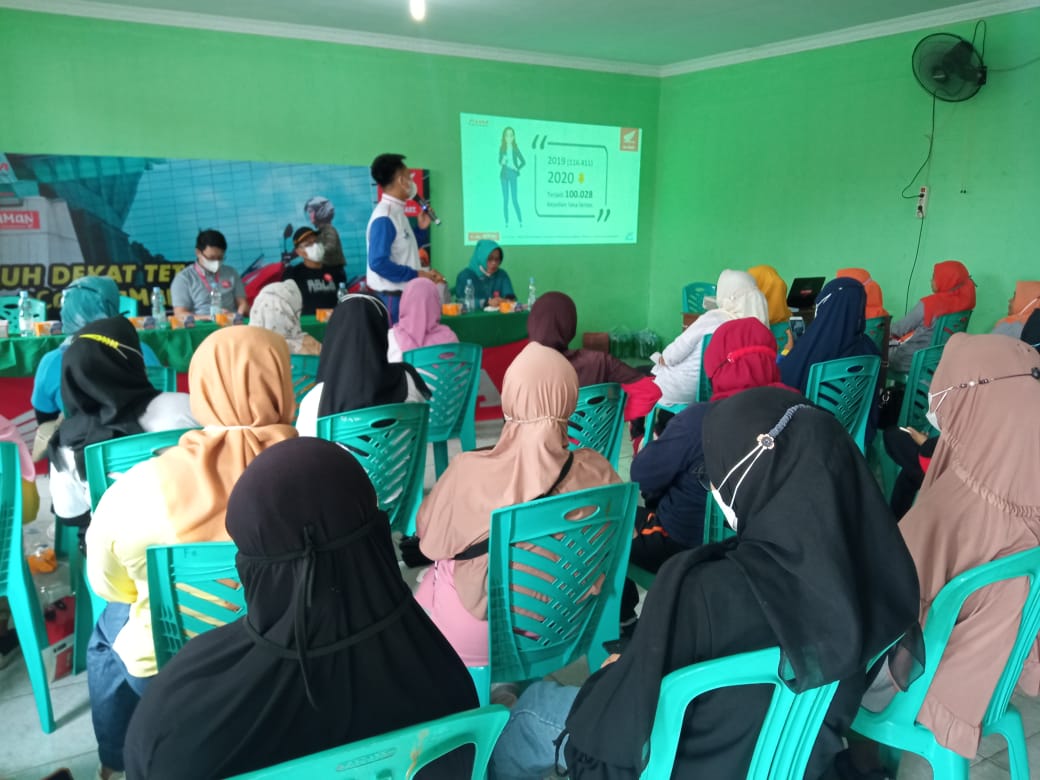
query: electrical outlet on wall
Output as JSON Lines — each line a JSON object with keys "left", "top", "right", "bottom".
{"left": 916, "top": 186, "right": 928, "bottom": 219}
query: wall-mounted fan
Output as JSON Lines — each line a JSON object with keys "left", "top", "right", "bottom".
{"left": 912, "top": 33, "right": 987, "bottom": 102}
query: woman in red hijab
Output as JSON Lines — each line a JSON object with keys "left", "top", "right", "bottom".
{"left": 888, "top": 260, "right": 975, "bottom": 373}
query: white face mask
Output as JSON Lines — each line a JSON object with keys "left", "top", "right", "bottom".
{"left": 198, "top": 257, "right": 221, "bottom": 274}
{"left": 926, "top": 388, "right": 950, "bottom": 433}
{"left": 405, "top": 178, "right": 418, "bottom": 200}
{"left": 303, "top": 243, "right": 325, "bottom": 264}
{"left": 711, "top": 486, "right": 740, "bottom": 531}
{"left": 925, "top": 410, "right": 940, "bottom": 432}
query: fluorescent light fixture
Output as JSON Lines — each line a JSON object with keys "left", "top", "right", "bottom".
{"left": 410, "top": 0, "right": 426, "bottom": 21}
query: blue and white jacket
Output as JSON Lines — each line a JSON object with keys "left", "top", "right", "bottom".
{"left": 366, "top": 194, "right": 420, "bottom": 293}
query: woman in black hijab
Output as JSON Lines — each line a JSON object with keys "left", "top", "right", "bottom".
{"left": 296, "top": 294, "right": 429, "bottom": 435}
{"left": 490, "top": 387, "right": 921, "bottom": 780}
{"left": 123, "top": 437, "right": 478, "bottom": 779}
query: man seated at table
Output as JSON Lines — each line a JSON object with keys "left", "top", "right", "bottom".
{"left": 170, "top": 229, "right": 249, "bottom": 317}
{"left": 282, "top": 227, "right": 346, "bottom": 315}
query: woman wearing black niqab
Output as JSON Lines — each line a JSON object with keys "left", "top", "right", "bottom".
{"left": 490, "top": 387, "right": 921, "bottom": 780}
{"left": 124, "top": 437, "right": 478, "bottom": 779}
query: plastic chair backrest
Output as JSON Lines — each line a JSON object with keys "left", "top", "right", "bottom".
{"left": 695, "top": 334, "right": 713, "bottom": 403}
{"left": 0, "top": 443, "right": 21, "bottom": 599}
{"left": 485, "top": 482, "right": 639, "bottom": 687}
{"left": 84, "top": 427, "right": 198, "bottom": 511}
{"left": 897, "top": 344, "right": 944, "bottom": 435}
{"left": 682, "top": 282, "right": 717, "bottom": 315}
{"left": 805, "top": 355, "right": 881, "bottom": 452}
{"left": 288, "top": 354, "right": 320, "bottom": 421}
{"left": 0, "top": 295, "right": 47, "bottom": 334}
{"left": 315, "top": 403, "right": 428, "bottom": 534}
{"left": 403, "top": 343, "right": 482, "bottom": 448}
{"left": 641, "top": 646, "right": 839, "bottom": 779}
{"left": 877, "top": 546, "right": 1040, "bottom": 732}
{"left": 118, "top": 295, "right": 138, "bottom": 317}
{"left": 770, "top": 322, "right": 789, "bottom": 353}
{"left": 226, "top": 705, "right": 510, "bottom": 780}
{"left": 568, "top": 383, "right": 626, "bottom": 468}
{"left": 930, "top": 309, "right": 972, "bottom": 347}
{"left": 864, "top": 315, "right": 890, "bottom": 354}
{"left": 642, "top": 402, "right": 689, "bottom": 452}
{"left": 145, "top": 365, "right": 177, "bottom": 392}
{"left": 147, "top": 542, "right": 245, "bottom": 669}
{"left": 702, "top": 491, "right": 736, "bottom": 546}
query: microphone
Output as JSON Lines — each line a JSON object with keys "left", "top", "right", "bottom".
{"left": 415, "top": 195, "right": 441, "bottom": 226}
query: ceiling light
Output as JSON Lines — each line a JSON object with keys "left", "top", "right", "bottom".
{"left": 410, "top": 0, "right": 426, "bottom": 21}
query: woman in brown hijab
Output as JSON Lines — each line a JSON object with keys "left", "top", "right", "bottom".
{"left": 85, "top": 326, "right": 298, "bottom": 779}
{"left": 898, "top": 333, "right": 1040, "bottom": 757}
{"left": 414, "top": 342, "right": 621, "bottom": 665}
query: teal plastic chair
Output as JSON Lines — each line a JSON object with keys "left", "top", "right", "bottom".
{"left": 930, "top": 309, "right": 972, "bottom": 348}
{"left": 145, "top": 365, "right": 177, "bottom": 392}
{"left": 315, "top": 403, "right": 428, "bottom": 536}
{"left": 864, "top": 315, "right": 890, "bottom": 355}
{"left": 852, "top": 546, "right": 1040, "bottom": 779}
{"left": 805, "top": 355, "right": 881, "bottom": 453}
{"left": 227, "top": 705, "right": 510, "bottom": 780}
{"left": 641, "top": 401, "right": 689, "bottom": 452}
{"left": 468, "top": 482, "right": 639, "bottom": 705}
{"left": 403, "top": 343, "right": 482, "bottom": 478}
{"left": 642, "top": 646, "right": 839, "bottom": 779}
{"left": 74, "top": 427, "right": 198, "bottom": 672}
{"left": 147, "top": 542, "right": 245, "bottom": 669}
{"left": 695, "top": 333, "right": 714, "bottom": 403}
{"left": 568, "top": 382, "right": 626, "bottom": 469}
{"left": 0, "top": 443, "right": 55, "bottom": 732}
{"left": 682, "top": 282, "right": 716, "bottom": 315}
{"left": 0, "top": 295, "right": 47, "bottom": 334}
{"left": 770, "top": 322, "right": 790, "bottom": 353}
{"left": 118, "top": 295, "right": 138, "bottom": 317}
{"left": 289, "top": 354, "right": 320, "bottom": 424}
{"left": 702, "top": 491, "right": 735, "bottom": 546}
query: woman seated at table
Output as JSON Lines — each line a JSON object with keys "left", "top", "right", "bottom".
{"left": 30, "top": 276, "right": 160, "bottom": 458}
{"left": 414, "top": 342, "right": 620, "bottom": 666}
{"left": 295, "top": 295, "right": 429, "bottom": 437}
{"left": 489, "top": 388, "right": 921, "bottom": 780}
{"left": 123, "top": 438, "right": 478, "bottom": 779}
{"left": 652, "top": 269, "right": 769, "bottom": 406}
{"left": 454, "top": 239, "right": 515, "bottom": 308}
{"left": 85, "top": 326, "right": 297, "bottom": 780}
{"left": 387, "top": 277, "right": 459, "bottom": 362}
{"left": 888, "top": 260, "right": 974, "bottom": 374}
{"left": 836, "top": 267, "right": 888, "bottom": 320}
{"left": 747, "top": 264, "right": 793, "bottom": 353}
{"left": 47, "top": 317, "right": 195, "bottom": 544}
{"left": 248, "top": 281, "right": 322, "bottom": 356}
{"left": 629, "top": 318, "right": 792, "bottom": 572}
{"left": 991, "top": 280, "right": 1040, "bottom": 340}
{"left": 528, "top": 291, "right": 660, "bottom": 448}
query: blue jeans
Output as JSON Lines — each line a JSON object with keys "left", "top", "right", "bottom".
{"left": 87, "top": 602, "right": 151, "bottom": 771}
{"left": 501, "top": 172, "right": 522, "bottom": 225}
{"left": 490, "top": 681, "right": 579, "bottom": 780}
{"left": 375, "top": 291, "right": 401, "bottom": 324}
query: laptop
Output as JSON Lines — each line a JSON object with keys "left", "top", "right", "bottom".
{"left": 786, "top": 276, "right": 826, "bottom": 311}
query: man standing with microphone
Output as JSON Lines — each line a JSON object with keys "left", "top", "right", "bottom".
{"left": 366, "top": 153, "right": 445, "bottom": 323}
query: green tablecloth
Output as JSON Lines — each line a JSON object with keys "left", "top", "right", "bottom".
{"left": 0, "top": 311, "right": 529, "bottom": 378}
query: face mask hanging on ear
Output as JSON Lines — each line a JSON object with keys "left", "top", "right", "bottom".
{"left": 711, "top": 485, "right": 741, "bottom": 531}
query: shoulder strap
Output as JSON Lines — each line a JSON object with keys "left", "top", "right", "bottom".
{"left": 454, "top": 452, "right": 575, "bottom": 562}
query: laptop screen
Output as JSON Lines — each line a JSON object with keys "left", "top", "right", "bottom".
{"left": 786, "top": 277, "right": 826, "bottom": 310}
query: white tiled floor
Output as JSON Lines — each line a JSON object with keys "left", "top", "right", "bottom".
{"left": 1, "top": 420, "right": 1036, "bottom": 778}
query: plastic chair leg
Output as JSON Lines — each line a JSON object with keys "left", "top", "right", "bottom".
{"left": 433, "top": 442, "right": 450, "bottom": 479}
{"left": 468, "top": 665, "right": 490, "bottom": 706}
{"left": 7, "top": 561, "right": 56, "bottom": 732}
{"left": 924, "top": 745, "right": 969, "bottom": 780}
{"left": 987, "top": 707, "right": 1029, "bottom": 779}
{"left": 72, "top": 564, "right": 103, "bottom": 675}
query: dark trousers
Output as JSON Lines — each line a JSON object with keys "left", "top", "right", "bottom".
{"left": 88, "top": 602, "right": 151, "bottom": 771}
{"left": 622, "top": 507, "right": 688, "bottom": 620}
{"left": 883, "top": 427, "right": 926, "bottom": 520}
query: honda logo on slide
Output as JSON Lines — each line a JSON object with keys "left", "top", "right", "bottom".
{"left": 619, "top": 128, "right": 640, "bottom": 152}
{"left": 0, "top": 210, "right": 40, "bottom": 230}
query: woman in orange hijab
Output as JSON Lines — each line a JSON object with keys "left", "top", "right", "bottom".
{"left": 888, "top": 260, "right": 975, "bottom": 373}
{"left": 992, "top": 280, "right": 1040, "bottom": 339}
{"left": 837, "top": 268, "right": 888, "bottom": 320}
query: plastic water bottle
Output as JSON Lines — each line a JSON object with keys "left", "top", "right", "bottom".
{"left": 527, "top": 277, "right": 537, "bottom": 308}
{"left": 337, "top": 282, "right": 348, "bottom": 303}
{"left": 18, "top": 290, "right": 34, "bottom": 335}
{"left": 464, "top": 279, "right": 477, "bottom": 313}
{"left": 209, "top": 287, "right": 221, "bottom": 318}
{"left": 151, "top": 286, "right": 167, "bottom": 327}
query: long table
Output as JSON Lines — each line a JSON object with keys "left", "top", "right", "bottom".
{"left": 0, "top": 310, "right": 529, "bottom": 427}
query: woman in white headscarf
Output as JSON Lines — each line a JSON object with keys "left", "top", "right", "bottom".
{"left": 249, "top": 281, "right": 321, "bottom": 355}
{"left": 651, "top": 269, "right": 770, "bottom": 405}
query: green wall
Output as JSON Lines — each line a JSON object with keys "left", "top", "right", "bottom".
{"left": 650, "top": 7, "right": 1040, "bottom": 342}
{"left": 0, "top": 9, "right": 660, "bottom": 336}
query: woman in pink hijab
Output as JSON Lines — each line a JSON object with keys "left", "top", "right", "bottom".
{"left": 387, "top": 277, "right": 458, "bottom": 362}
